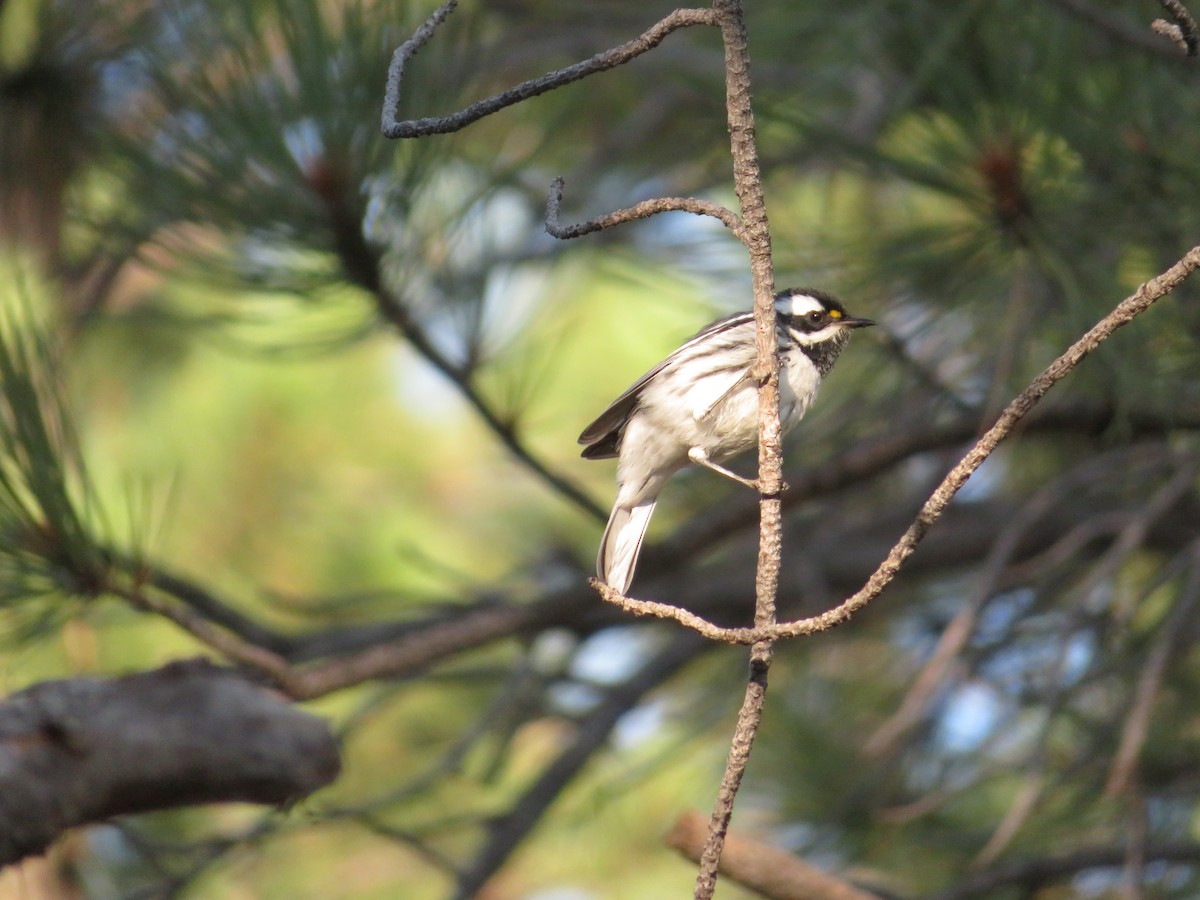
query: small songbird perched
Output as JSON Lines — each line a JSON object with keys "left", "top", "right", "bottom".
{"left": 579, "top": 288, "right": 874, "bottom": 593}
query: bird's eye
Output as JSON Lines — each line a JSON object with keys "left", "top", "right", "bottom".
{"left": 806, "top": 310, "right": 824, "bottom": 324}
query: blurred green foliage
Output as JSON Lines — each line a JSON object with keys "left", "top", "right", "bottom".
{"left": 2, "top": 0, "right": 1200, "bottom": 897}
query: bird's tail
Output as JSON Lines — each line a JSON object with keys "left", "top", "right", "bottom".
{"left": 597, "top": 499, "right": 658, "bottom": 594}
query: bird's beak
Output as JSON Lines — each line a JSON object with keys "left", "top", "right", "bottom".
{"left": 840, "top": 316, "right": 876, "bottom": 329}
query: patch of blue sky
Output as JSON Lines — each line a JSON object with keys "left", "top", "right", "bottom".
{"left": 935, "top": 680, "right": 1003, "bottom": 753}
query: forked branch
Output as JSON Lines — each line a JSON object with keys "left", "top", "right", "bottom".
{"left": 591, "top": 245, "right": 1200, "bottom": 642}
{"left": 382, "top": 2, "right": 734, "bottom": 259}
{"left": 381, "top": 2, "right": 719, "bottom": 138}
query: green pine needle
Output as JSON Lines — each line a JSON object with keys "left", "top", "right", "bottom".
{"left": 0, "top": 298, "right": 108, "bottom": 622}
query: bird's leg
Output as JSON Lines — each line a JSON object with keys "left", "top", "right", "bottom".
{"left": 687, "top": 447, "right": 760, "bottom": 491}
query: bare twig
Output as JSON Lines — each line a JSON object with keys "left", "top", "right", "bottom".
{"left": 381, "top": 2, "right": 719, "bottom": 138}
{"left": 592, "top": 246, "right": 1200, "bottom": 643}
{"left": 1152, "top": 0, "right": 1199, "bottom": 55}
{"left": 545, "top": 176, "right": 742, "bottom": 240}
{"left": 386, "top": 5, "right": 741, "bottom": 251}
{"left": 1048, "top": 0, "right": 1194, "bottom": 58}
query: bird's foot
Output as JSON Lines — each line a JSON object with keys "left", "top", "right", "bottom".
{"left": 687, "top": 448, "right": 789, "bottom": 494}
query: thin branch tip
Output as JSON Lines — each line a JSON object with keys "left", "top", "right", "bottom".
{"left": 1153, "top": 0, "right": 1199, "bottom": 55}
{"left": 546, "top": 177, "right": 741, "bottom": 241}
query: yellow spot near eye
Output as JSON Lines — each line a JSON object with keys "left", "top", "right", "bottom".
{"left": 829, "top": 309, "right": 842, "bottom": 318}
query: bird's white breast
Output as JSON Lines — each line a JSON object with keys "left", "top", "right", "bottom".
{"left": 780, "top": 350, "right": 822, "bottom": 429}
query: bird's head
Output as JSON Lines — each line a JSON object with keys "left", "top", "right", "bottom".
{"left": 774, "top": 288, "right": 875, "bottom": 346}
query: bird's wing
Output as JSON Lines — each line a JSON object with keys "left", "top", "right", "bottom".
{"left": 693, "top": 367, "right": 754, "bottom": 421}
{"left": 578, "top": 312, "right": 754, "bottom": 459}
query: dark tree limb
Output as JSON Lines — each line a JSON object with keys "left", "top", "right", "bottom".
{"left": 453, "top": 634, "right": 706, "bottom": 899}
{"left": 92, "top": 400, "right": 1200, "bottom": 686}
{"left": 926, "top": 842, "right": 1200, "bottom": 900}
{"left": 375, "top": 286, "right": 608, "bottom": 522}
{"left": 0, "top": 659, "right": 340, "bottom": 867}
{"left": 310, "top": 155, "right": 608, "bottom": 523}
{"left": 381, "top": 2, "right": 719, "bottom": 138}
{"left": 143, "top": 565, "right": 294, "bottom": 655}
{"left": 107, "top": 410, "right": 1200, "bottom": 700}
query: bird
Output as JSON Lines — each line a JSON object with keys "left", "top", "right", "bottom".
{"left": 578, "top": 288, "right": 874, "bottom": 594}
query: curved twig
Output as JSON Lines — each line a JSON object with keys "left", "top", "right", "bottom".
{"left": 382, "top": 2, "right": 720, "bottom": 138}
{"left": 1048, "top": 0, "right": 1194, "bottom": 59}
{"left": 1153, "top": 0, "right": 1199, "bottom": 55}
{"left": 545, "top": 177, "right": 742, "bottom": 240}
{"left": 592, "top": 245, "right": 1200, "bottom": 644}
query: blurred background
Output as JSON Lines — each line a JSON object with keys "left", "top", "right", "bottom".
{"left": 2, "top": 0, "right": 1200, "bottom": 897}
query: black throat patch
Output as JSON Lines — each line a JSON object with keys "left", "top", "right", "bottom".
{"left": 794, "top": 329, "right": 851, "bottom": 377}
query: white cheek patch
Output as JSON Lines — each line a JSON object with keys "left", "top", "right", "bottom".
{"left": 775, "top": 293, "right": 825, "bottom": 318}
{"left": 787, "top": 323, "right": 842, "bottom": 345}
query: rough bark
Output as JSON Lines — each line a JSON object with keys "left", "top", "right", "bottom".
{"left": 0, "top": 659, "right": 339, "bottom": 866}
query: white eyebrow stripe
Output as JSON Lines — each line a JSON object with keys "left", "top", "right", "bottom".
{"left": 774, "top": 293, "right": 825, "bottom": 318}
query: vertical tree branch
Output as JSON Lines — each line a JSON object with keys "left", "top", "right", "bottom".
{"left": 696, "top": 1, "right": 779, "bottom": 896}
